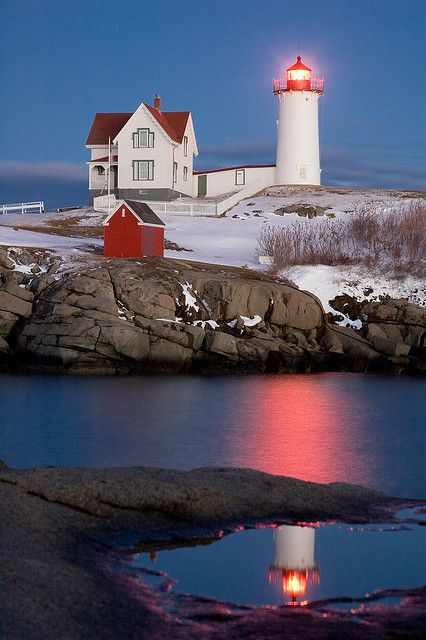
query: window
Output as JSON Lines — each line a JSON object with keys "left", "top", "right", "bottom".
{"left": 183, "top": 166, "right": 188, "bottom": 181}
{"left": 183, "top": 135, "right": 188, "bottom": 157}
{"left": 97, "top": 166, "right": 105, "bottom": 175}
{"left": 132, "top": 160, "right": 154, "bottom": 181}
{"left": 132, "top": 128, "right": 154, "bottom": 148}
{"left": 235, "top": 169, "right": 245, "bottom": 185}
{"left": 173, "top": 162, "right": 178, "bottom": 183}
{"left": 297, "top": 165, "right": 307, "bottom": 181}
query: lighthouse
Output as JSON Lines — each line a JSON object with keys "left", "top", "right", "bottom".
{"left": 273, "top": 56, "right": 324, "bottom": 186}
{"left": 269, "top": 525, "right": 320, "bottom": 604}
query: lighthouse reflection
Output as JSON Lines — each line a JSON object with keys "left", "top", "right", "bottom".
{"left": 269, "top": 525, "right": 320, "bottom": 604}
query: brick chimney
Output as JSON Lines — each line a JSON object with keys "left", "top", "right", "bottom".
{"left": 154, "top": 94, "right": 161, "bottom": 111}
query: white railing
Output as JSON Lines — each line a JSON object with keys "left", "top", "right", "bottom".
{"left": 150, "top": 201, "right": 217, "bottom": 216}
{"left": 93, "top": 194, "right": 117, "bottom": 211}
{"left": 93, "top": 180, "right": 271, "bottom": 218}
{"left": 0, "top": 201, "right": 44, "bottom": 215}
{"left": 216, "top": 180, "right": 265, "bottom": 215}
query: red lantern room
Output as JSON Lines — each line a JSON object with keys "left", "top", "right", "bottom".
{"left": 273, "top": 56, "right": 324, "bottom": 95}
{"left": 286, "top": 56, "right": 311, "bottom": 90}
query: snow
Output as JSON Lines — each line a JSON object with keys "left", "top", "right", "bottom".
{"left": 180, "top": 282, "right": 199, "bottom": 311}
{"left": 0, "top": 208, "right": 102, "bottom": 273}
{"left": 240, "top": 315, "right": 262, "bottom": 327}
{"left": 162, "top": 187, "right": 425, "bottom": 316}
{"left": 193, "top": 320, "right": 219, "bottom": 329}
{"left": 283, "top": 264, "right": 425, "bottom": 328}
{"left": 1, "top": 189, "right": 424, "bottom": 318}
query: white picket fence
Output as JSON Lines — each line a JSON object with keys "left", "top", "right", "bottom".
{"left": 150, "top": 200, "right": 217, "bottom": 216}
{"left": 0, "top": 201, "right": 44, "bottom": 215}
{"left": 93, "top": 180, "right": 267, "bottom": 218}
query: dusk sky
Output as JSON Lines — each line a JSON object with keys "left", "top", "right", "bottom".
{"left": 1, "top": 0, "right": 425, "bottom": 207}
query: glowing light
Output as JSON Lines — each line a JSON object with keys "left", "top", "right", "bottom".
{"left": 269, "top": 567, "right": 320, "bottom": 602}
{"left": 283, "top": 570, "right": 308, "bottom": 597}
{"left": 288, "top": 69, "right": 310, "bottom": 81}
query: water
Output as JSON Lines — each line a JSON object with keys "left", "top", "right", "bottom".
{"left": 1, "top": 372, "right": 425, "bottom": 498}
{"left": 132, "top": 519, "right": 426, "bottom": 607}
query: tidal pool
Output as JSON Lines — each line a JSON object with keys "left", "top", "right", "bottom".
{"left": 132, "top": 514, "right": 426, "bottom": 607}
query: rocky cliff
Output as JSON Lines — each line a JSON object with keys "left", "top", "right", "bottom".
{"left": 0, "top": 248, "right": 425, "bottom": 375}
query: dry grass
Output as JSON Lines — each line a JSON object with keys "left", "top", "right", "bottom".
{"left": 12, "top": 215, "right": 103, "bottom": 239}
{"left": 258, "top": 201, "right": 426, "bottom": 274}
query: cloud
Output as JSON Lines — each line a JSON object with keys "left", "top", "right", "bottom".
{"left": 322, "top": 146, "right": 426, "bottom": 190}
{"left": 0, "top": 161, "right": 86, "bottom": 182}
{"left": 195, "top": 140, "right": 425, "bottom": 190}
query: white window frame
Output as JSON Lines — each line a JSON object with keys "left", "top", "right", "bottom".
{"left": 173, "top": 161, "right": 178, "bottom": 184}
{"left": 235, "top": 169, "right": 245, "bottom": 185}
{"left": 132, "top": 128, "right": 154, "bottom": 148}
{"left": 183, "top": 166, "right": 188, "bottom": 181}
{"left": 97, "top": 166, "right": 105, "bottom": 175}
{"left": 132, "top": 160, "right": 154, "bottom": 181}
{"left": 183, "top": 135, "right": 188, "bottom": 157}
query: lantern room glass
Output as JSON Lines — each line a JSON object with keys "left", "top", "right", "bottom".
{"left": 287, "top": 69, "right": 310, "bottom": 82}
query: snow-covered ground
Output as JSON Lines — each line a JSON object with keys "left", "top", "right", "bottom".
{"left": 161, "top": 188, "right": 426, "bottom": 324}
{"left": 0, "top": 186, "right": 424, "bottom": 324}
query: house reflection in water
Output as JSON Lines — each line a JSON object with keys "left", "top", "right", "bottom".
{"left": 269, "top": 525, "right": 320, "bottom": 604}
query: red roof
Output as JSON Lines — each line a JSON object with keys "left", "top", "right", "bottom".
{"left": 286, "top": 56, "right": 311, "bottom": 72}
{"left": 88, "top": 155, "right": 118, "bottom": 163}
{"left": 144, "top": 104, "right": 190, "bottom": 143}
{"left": 86, "top": 106, "right": 190, "bottom": 145}
{"left": 86, "top": 113, "right": 132, "bottom": 145}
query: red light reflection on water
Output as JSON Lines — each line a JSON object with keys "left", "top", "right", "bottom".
{"left": 225, "top": 375, "right": 375, "bottom": 486}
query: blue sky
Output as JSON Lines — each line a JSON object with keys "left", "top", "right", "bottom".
{"left": 0, "top": 0, "right": 425, "bottom": 207}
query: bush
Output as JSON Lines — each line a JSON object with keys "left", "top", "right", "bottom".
{"left": 257, "top": 201, "right": 426, "bottom": 274}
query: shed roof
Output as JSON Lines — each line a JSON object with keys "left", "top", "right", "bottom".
{"left": 86, "top": 107, "right": 190, "bottom": 145}
{"left": 113, "top": 200, "right": 165, "bottom": 227}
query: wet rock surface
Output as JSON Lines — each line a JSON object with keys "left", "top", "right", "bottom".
{"left": 0, "top": 463, "right": 424, "bottom": 640}
{"left": 0, "top": 254, "right": 424, "bottom": 375}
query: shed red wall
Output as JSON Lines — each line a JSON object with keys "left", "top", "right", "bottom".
{"left": 104, "top": 204, "right": 143, "bottom": 257}
{"left": 104, "top": 204, "right": 164, "bottom": 258}
{"left": 143, "top": 226, "right": 164, "bottom": 257}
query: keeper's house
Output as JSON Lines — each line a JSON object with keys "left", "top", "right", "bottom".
{"left": 103, "top": 200, "right": 165, "bottom": 258}
{"left": 86, "top": 95, "right": 198, "bottom": 205}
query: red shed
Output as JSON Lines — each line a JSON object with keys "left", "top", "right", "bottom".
{"left": 103, "top": 200, "right": 165, "bottom": 258}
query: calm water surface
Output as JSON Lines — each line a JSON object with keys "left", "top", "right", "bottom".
{"left": 133, "top": 519, "right": 426, "bottom": 606}
{"left": 1, "top": 372, "right": 425, "bottom": 497}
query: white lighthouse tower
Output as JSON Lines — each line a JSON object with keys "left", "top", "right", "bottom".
{"left": 269, "top": 525, "right": 320, "bottom": 604}
{"left": 273, "top": 56, "right": 324, "bottom": 186}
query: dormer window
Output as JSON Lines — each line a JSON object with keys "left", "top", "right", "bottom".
{"left": 183, "top": 135, "right": 188, "bottom": 157}
{"left": 133, "top": 128, "right": 154, "bottom": 148}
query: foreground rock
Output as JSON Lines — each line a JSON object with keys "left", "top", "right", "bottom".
{"left": 1, "top": 463, "right": 424, "bottom": 640}
{"left": 0, "top": 254, "right": 424, "bottom": 374}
